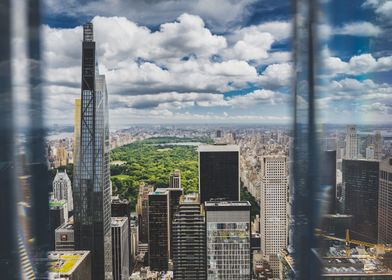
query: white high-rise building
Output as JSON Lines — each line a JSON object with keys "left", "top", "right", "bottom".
{"left": 345, "top": 125, "right": 358, "bottom": 159}
{"left": 53, "top": 170, "right": 73, "bottom": 212}
{"left": 260, "top": 155, "right": 288, "bottom": 276}
{"left": 205, "top": 201, "right": 251, "bottom": 280}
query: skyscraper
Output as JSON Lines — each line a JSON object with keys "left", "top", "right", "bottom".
{"left": 378, "top": 158, "right": 392, "bottom": 244}
{"left": 111, "top": 196, "right": 132, "bottom": 271}
{"left": 172, "top": 194, "right": 206, "bottom": 280}
{"left": 321, "top": 150, "right": 337, "bottom": 214}
{"left": 111, "top": 217, "right": 129, "bottom": 280}
{"left": 147, "top": 188, "right": 182, "bottom": 271}
{"left": 111, "top": 196, "right": 130, "bottom": 218}
{"left": 345, "top": 125, "right": 358, "bottom": 159}
{"left": 148, "top": 189, "right": 169, "bottom": 271}
{"left": 55, "top": 218, "right": 75, "bottom": 251}
{"left": 52, "top": 170, "right": 73, "bottom": 213}
{"left": 73, "top": 22, "right": 112, "bottom": 279}
{"left": 169, "top": 169, "right": 181, "bottom": 188}
{"left": 166, "top": 188, "right": 183, "bottom": 260}
{"left": 342, "top": 159, "right": 379, "bottom": 243}
{"left": 136, "top": 183, "right": 154, "bottom": 244}
{"left": 205, "top": 201, "right": 251, "bottom": 280}
{"left": 198, "top": 144, "right": 240, "bottom": 203}
{"left": 260, "top": 155, "right": 288, "bottom": 276}
{"left": 73, "top": 98, "right": 81, "bottom": 185}
{"left": 49, "top": 200, "right": 68, "bottom": 250}
{"left": 374, "top": 131, "right": 383, "bottom": 160}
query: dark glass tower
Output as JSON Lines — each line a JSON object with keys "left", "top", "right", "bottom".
{"left": 73, "top": 22, "right": 112, "bottom": 279}
{"left": 167, "top": 188, "right": 183, "bottom": 260}
{"left": 198, "top": 145, "right": 240, "bottom": 203}
{"left": 172, "top": 195, "right": 206, "bottom": 280}
{"left": 342, "top": 159, "right": 379, "bottom": 243}
{"left": 148, "top": 190, "right": 169, "bottom": 271}
{"left": 321, "top": 150, "right": 337, "bottom": 214}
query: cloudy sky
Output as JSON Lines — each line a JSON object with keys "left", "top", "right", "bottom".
{"left": 41, "top": 0, "right": 392, "bottom": 128}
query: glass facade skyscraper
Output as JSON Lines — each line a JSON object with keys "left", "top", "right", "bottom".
{"left": 148, "top": 190, "right": 169, "bottom": 271}
{"left": 342, "top": 159, "right": 380, "bottom": 243}
{"left": 73, "top": 22, "right": 112, "bottom": 280}
{"left": 378, "top": 158, "right": 392, "bottom": 244}
{"left": 198, "top": 145, "right": 240, "bottom": 203}
{"left": 172, "top": 194, "right": 206, "bottom": 280}
{"left": 205, "top": 201, "right": 251, "bottom": 280}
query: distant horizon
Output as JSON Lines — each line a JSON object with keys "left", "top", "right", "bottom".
{"left": 45, "top": 122, "right": 392, "bottom": 135}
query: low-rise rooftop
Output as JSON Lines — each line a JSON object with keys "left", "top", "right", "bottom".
{"left": 47, "top": 250, "right": 89, "bottom": 275}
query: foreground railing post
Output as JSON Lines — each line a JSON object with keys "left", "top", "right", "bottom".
{"left": 292, "top": 0, "right": 321, "bottom": 278}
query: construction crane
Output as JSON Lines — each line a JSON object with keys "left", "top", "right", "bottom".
{"left": 316, "top": 229, "right": 392, "bottom": 256}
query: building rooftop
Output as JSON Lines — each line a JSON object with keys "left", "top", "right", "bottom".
{"left": 56, "top": 220, "right": 74, "bottom": 231}
{"left": 48, "top": 251, "right": 89, "bottom": 275}
{"left": 111, "top": 217, "right": 128, "bottom": 227}
{"left": 204, "top": 201, "right": 251, "bottom": 208}
{"left": 111, "top": 195, "right": 129, "bottom": 204}
{"left": 198, "top": 144, "right": 239, "bottom": 152}
{"left": 381, "top": 157, "right": 392, "bottom": 171}
{"left": 181, "top": 193, "right": 199, "bottom": 204}
{"left": 316, "top": 247, "right": 392, "bottom": 276}
{"left": 49, "top": 199, "right": 67, "bottom": 208}
{"left": 150, "top": 187, "right": 183, "bottom": 196}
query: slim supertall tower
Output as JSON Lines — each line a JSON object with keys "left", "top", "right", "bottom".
{"left": 73, "top": 22, "right": 112, "bottom": 279}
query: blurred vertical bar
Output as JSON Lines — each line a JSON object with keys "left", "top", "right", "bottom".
{"left": 27, "top": 0, "right": 50, "bottom": 277}
{"left": 292, "top": 0, "right": 320, "bottom": 279}
{"left": 0, "top": 0, "right": 20, "bottom": 278}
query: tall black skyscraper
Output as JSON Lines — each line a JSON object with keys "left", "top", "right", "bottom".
{"left": 147, "top": 188, "right": 183, "bottom": 271}
{"left": 148, "top": 190, "right": 169, "bottom": 271}
{"left": 342, "top": 159, "right": 379, "bottom": 243}
{"left": 167, "top": 188, "right": 183, "bottom": 260}
{"left": 172, "top": 194, "right": 206, "bottom": 280}
{"left": 198, "top": 144, "right": 240, "bottom": 203}
{"left": 73, "top": 23, "right": 112, "bottom": 279}
{"left": 321, "top": 150, "right": 337, "bottom": 214}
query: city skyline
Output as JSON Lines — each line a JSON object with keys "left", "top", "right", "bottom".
{"left": 2, "top": 1, "right": 392, "bottom": 279}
